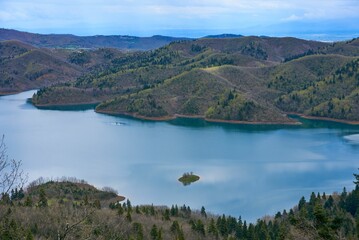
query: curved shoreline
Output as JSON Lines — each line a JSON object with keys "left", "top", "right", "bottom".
{"left": 96, "top": 109, "right": 302, "bottom": 125}
{"left": 287, "top": 112, "right": 359, "bottom": 125}
{"left": 33, "top": 101, "right": 100, "bottom": 109}
{"left": 0, "top": 91, "right": 23, "bottom": 96}
{"left": 30, "top": 101, "right": 359, "bottom": 126}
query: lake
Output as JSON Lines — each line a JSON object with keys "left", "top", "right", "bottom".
{"left": 1, "top": 90, "right": 359, "bottom": 222}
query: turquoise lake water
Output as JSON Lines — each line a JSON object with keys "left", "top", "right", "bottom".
{"left": 1, "top": 90, "right": 359, "bottom": 222}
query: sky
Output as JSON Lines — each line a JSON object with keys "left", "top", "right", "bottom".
{"left": 1, "top": 0, "right": 359, "bottom": 40}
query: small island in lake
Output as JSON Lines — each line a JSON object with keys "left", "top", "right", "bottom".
{"left": 178, "top": 172, "right": 200, "bottom": 186}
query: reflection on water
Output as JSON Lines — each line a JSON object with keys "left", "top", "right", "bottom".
{"left": 1, "top": 91, "right": 359, "bottom": 222}
{"left": 344, "top": 134, "right": 359, "bottom": 144}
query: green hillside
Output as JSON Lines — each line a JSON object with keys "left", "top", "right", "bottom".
{"left": 31, "top": 36, "right": 334, "bottom": 123}
{"left": 0, "top": 40, "right": 127, "bottom": 95}
{"left": 0, "top": 41, "right": 82, "bottom": 94}
{"left": 0, "top": 34, "right": 357, "bottom": 123}
{"left": 268, "top": 54, "right": 355, "bottom": 93}
{"left": 276, "top": 58, "right": 359, "bottom": 121}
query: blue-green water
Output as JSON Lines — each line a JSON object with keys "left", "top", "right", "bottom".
{"left": 1, "top": 91, "right": 359, "bottom": 222}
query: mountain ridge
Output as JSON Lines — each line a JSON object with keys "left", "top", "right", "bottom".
{"left": 1, "top": 29, "right": 359, "bottom": 124}
{"left": 0, "top": 28, "right": 191, "bottom": 50}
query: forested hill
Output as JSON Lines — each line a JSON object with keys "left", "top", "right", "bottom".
{"left": 0, "top": 28, "right": 189, "bottom": 50}
{"left": 29, "top": 35, "right": 359, "bottom": 124}
{"left": 0, "top": 40, "right": 127, "bottom": 94}
{"left": 2, "top": 174, "right": 359, "bottom": 239}
{"left": 1, "top": 29, "right": 359, "bottom": 123}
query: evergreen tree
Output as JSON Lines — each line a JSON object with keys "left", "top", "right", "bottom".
{"left": 150, "top": 224, "right": 158, "bottom": 240}
{"left": 127, "top": 199, "right": 132, "bottom": 212}
{"left": 126, "top": 211, "right": 132, "bottom": 222}
{"left": 200, "top": 206, "right": 207, "bottom": 218}
{"left": 196, "top": 219, "right": 205, "bottom": 236}
{"left": 208, "top": 218, "right": 218, "bottom": 238}
{"left": 25, "top": 195, "right": 33, "bottom": 207}
{"left": 118, "top": 204, "right": 124, "bottom": 216}
{"left": 135, "top": 205, "right": 141, "bottom": 214}
{"left": 170, "top": 205, "right": 178, "bottom": 216}
{"left": 163, "top": 209, "right": 170, "bottom": 220}
{"left": 298, "top": 196, "right": 306, "bottom": 210}
{"left": 309, "top": 192, "right": 317, "bottom": 206}
{"left": 38, "top": 189, "right": 47, "bottom": 208}
{"left": 132, "top": 222, "right": 144, "bottom": 240}
{"left": 324, "top": 195, "right": 334, "bottom": 209}
{"left": 322, "top": 192, "right": 327, "bottom": 200}
{"left": 83, "top": 195, "right": 89, "bottom": 206}
{"left": 150, "top": 204, "right": 155, "bottom": 216}
{"left": 354, "top": 169, "right": 359, "bottom": 186}
{"left": 26, "top": 229, "right": 34, "bottom": 240}
{"left": 158, "top": 228, "right": 163, "bottom": 240}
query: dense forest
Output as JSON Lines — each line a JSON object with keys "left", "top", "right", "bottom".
{"left": 1, "top": 172, "right": 359, "bottom": 239}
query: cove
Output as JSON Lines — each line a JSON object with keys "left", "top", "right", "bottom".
{"left": 1, "top": 90, "right": 359, "bottom": 222}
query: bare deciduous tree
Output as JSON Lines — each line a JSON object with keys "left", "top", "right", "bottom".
{"left": 0, "top": 135, "right": 28, "bottom": 197}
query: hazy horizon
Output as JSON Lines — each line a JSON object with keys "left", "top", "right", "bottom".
{"left": 2, "top": 27, "right": 358, "bottom": 43}
{"left": 1, "top": 0, "right": 359, "bottom": 42}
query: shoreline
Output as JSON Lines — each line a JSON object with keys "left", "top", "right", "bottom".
{"left": 287, "top": 112, "right": 359, "bottom": 125}
{"left": 24, "top": 96, "right": 359, "bottom": 126}
{"left": 0, "top": 91, "right": 23, "bottom": 96}
{"left": 96, "top": 109, "right": 302, "bottom": 125}
{"left": 33, "top": 101, "right": 100, "bottom": 108}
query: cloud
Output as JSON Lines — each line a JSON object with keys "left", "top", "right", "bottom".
{"left": 280, "top": 0, "right": 359, "bottom": 22}
{"left": 282, "top": 14, "right": 302, "bottom": 21}
{"left": 0, "top": 0, "right": 358, "bottom": 36}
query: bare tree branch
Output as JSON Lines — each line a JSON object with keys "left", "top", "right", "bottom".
{"left": 0, "top": 135, "right": 28, "bottom": 197}
{"left": 58, "top": 208, "right": 96, "bottom": 240}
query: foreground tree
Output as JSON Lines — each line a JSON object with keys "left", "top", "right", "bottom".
{"left": 0, "top": 135, "right": 27, "bottom": 198}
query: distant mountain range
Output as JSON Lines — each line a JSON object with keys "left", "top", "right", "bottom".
{"left": 1, "top": 28, "right": 359, "bottom": 123}
{"left": 0, "top": 28, "right": 191, "bottom": 50}
{"left": 203, "top": 34, "right": 243, "bottom": 39}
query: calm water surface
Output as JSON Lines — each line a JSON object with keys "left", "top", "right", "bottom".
{"left": 1, "top": 91, "right": 359, "bottom": 222}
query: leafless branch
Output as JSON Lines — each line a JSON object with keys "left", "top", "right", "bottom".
{"left": 58, "top": 208, "right": 96, "bottom": 240}
{"left": 0, "top": 135, "right": 28, "bottom": 197}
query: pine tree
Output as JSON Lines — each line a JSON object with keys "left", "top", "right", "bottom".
{"left": 25, "top": 195, "right": 33, "bottom": 207}
{"left": 298, "top": 196, "right": 306, "bottom": 210}
{"left": 38, "top": 189, "right": 47, "bottom": 208}
{"left": 163, "top": 209, "right": 170, "bottom": 220}
{"left": 354, "top": 169, "right": 359, "bottom": 186}
{"left": 118, "top": 204, "right": 124, "bottom": 216}
{"left": 135, "top": 205, "right": 141, "bottom": 214}
{"left": 26, "top": 229, "right": 34, "bottom": 240}
{"left": 200, "top": 206, "right": 207, "bottom": 218}
{"left": 196, "top": 219, "right": 205, "bottom": 236}
{"left": 150, "top": 224, "right": 158, "bottom": 240}
{"left": 127, "top": 199, "right": 132, "bottom": 212}
{"left": 132, "top": 222, "right": 143, "bottom": 240}
{"left": 150, "top": 204, "right": 155, "bottom": 216}
{"left": 158, "top": 228, "right": 163, "bottom": 240}
{"left": 208, "top": 218, "right": 218, "bottom": 238}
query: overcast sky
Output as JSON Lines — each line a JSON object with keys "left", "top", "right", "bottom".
{"left": 1, "top": 0, "right": 358, "bottom": 39}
